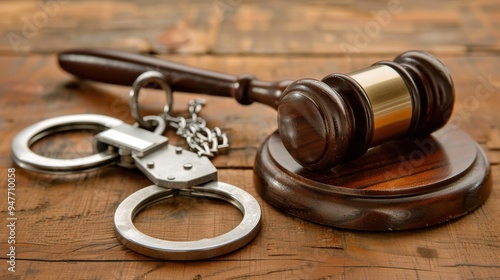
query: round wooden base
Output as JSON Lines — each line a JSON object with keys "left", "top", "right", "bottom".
{"left": 254, "top": 126, "right": 491, "bottom": 231}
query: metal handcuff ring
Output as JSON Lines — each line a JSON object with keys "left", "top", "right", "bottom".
{"left": 130, "top": 71, "right": 173, "bottom": 130}
{"left": 11, "top": 72, "right": 262, "bottom": 260}
{"left": 12, "top": 114, "right": 121, "bottom": 173}
{"left": 115, "top": 182, "right": 261, "bottom": 260}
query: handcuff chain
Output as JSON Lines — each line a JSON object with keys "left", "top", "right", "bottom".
{"left": 162, "top": 99, "right": 229, "bottom": 158}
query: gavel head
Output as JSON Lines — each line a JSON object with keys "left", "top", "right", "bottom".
{"left": 277, "top": 51, "right": 455, "bottom": 170}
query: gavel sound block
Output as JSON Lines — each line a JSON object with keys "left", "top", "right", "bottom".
{"left": 59, "top": 49, "right": 491, "bottom": 231}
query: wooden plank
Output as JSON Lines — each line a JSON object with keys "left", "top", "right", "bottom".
{"left": 0, "top": 53, "right": 499, "bottom": 278}
{"left": 0, "top": 0, "right": 219, "bottom": 54}
{"left": 0, "top": 167, "right": 498, "bottom": 278}
{"left": 0, "top": 0, "right": 498, "bottom": 55}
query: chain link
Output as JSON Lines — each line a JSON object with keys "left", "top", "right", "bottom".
{"left": 162, "top": 99, "right": 229, "bottom": 158}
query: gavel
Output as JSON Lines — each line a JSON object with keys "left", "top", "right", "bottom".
{"left": 58, "top": 49, "right": 454, "bottom": 170}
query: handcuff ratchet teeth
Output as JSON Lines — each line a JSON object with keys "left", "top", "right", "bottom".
{"left": 11, "top": 71, "right": 262, "bottom": 260}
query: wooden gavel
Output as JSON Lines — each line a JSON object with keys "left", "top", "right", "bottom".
{"left": 58, "top": 50, "right": 454, "bottom": 170}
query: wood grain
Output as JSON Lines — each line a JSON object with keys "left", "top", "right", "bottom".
{"left": 0, "top": 0, "right": 498, "bottom": 55}
{"left": 0, "top": 0, "right": 499, "bottom": 278}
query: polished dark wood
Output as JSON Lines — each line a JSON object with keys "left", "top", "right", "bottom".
{"left": 279, "top": 51, "right": 455, "bottom": 170}
{"left": 59, "top": 50, "right": 454, "bottom": 171}
{"left": 57, "top": 48, "right": 485, "bottom": 231}
{"left": 58, "top": 49, "right": 292, "bottom": 109}
{"left": 254, "top": 126, "right": 491, "bottom": 231}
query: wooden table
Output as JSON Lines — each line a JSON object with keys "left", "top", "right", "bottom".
{"left": 1, "top": 0, "right": 499, "bottom": 278}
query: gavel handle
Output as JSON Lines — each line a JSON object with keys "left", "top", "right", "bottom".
{"left": 58, "top": 49, "right": 291, "bottom": 109}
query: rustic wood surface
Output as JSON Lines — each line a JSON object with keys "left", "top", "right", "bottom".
{"left": 0, "top": 0, "right": 499, "bottom": 279}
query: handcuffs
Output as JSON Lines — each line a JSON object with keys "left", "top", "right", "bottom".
{"left": 11, "top": 71, "right": 262, "bottom": 260}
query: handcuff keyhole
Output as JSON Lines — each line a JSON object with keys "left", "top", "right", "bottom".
{"left": 133, "top": 195, "right": 243, "bottom": 242}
